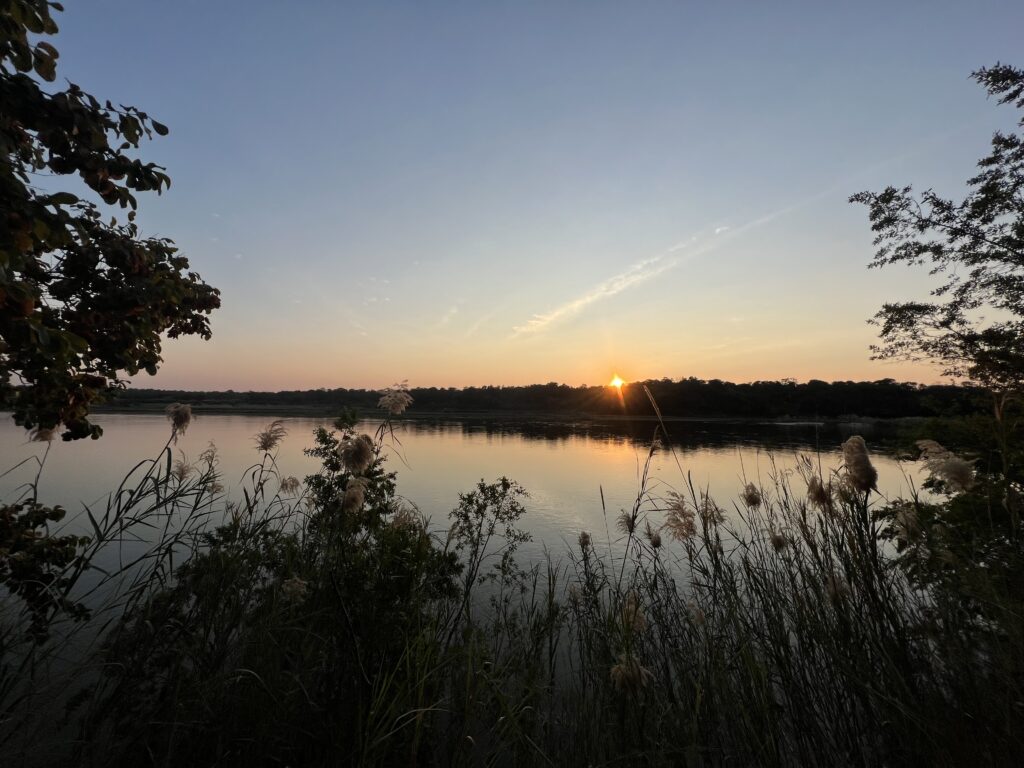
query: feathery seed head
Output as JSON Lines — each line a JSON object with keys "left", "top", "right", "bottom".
{"left": 616, "top": 511, "right": 637, "bottom": 535}
{"left": 892, "top": 502, "right": 921, "bottom": 544}
{"left": 578, "top": 530, "right": 592, "bottom": 551}
{"left": 254, "top": 420, "right": 287, "bottom": 453}
{"left": 741, "top": 483, "right": 762, "bottom": 508}
{"left": 392, "top": 510, "right": 421, "bottom": 532}
{"left": 199, "top": 441, "right": 219, "bottom": 467}
{"left": 390, "top": 500, "right": 424, "bottom": 532}
{"left": 172, "top": 451, "right": 194, "bottom": 483}
{"left": 664, "top": 492, "right": 697, "bottom": 541}
{"left": 842, "top": 436, "right": 878, "bottom": 493}
{"left": 339, "top": 434, "right": 375, "bottom": 474}
{"left": 165, "top": 403, "right": 192, "bottom": 443}
{"left": 378, "top": 381, "right": 413, "bottom": 416}
{"left": 342, "top": 476, "right": 368, "bottom": 514}
{"left": 807, "top": 476, "right": 831, "bottom": 510}
{"left": 916, "top": 439, "right": 975, "bottom": 492}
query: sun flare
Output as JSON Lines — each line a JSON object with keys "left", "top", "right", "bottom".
{"left": 609, "top": 375, "right": 624, "bottom": 389}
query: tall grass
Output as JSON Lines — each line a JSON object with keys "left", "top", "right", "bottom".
{"left": 1, "top": 391, "right": 1022, "bottom": 766}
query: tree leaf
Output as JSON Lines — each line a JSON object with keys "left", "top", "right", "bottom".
{"left": 46, "top": 192, "right": 79, "bottom": 206}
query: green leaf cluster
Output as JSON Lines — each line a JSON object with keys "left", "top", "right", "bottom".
{"left": 1, "top": 1, "right": 220, "bottom": 440}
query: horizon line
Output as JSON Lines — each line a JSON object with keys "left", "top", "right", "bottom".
{"left": 115, "top": 375, "right": 963, "bottom": 395}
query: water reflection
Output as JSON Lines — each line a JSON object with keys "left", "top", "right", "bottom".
{"left": 0, "top": 414, "right": 917, "bottom": 561}
{"left": 397, "top": 416, "right": 897, "bottom": 451}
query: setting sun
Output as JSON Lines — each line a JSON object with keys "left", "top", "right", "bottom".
{"left": 609, "top": 375, "right": 624, "bottom": 389}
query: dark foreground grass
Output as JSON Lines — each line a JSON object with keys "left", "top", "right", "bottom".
{"left": 1, "top": 399, "right": 1022, "bottom": 767}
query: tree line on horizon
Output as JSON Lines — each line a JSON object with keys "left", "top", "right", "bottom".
{"left": 106, "top": 377, "right": 986, "bottom": 420}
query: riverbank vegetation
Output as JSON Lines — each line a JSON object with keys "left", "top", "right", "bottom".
{"left": 2, "top": 385, "right": 1023, "bottom": 766}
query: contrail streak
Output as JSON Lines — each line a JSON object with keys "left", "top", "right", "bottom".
{"left": 508, "top": 120, "right": 973, "bottom": 338}
{"left": 511, "top": 253, "right": 680, "bottom": 337}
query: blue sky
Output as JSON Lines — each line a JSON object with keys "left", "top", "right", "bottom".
{"left": 52, "top": 1, "right": 1024, "bottom": 389}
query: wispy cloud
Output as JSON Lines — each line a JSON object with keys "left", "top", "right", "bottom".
{"left": 667, "top": 235, "right": 698, "bottom": 253}
{"left": 512, "top": 253, "right": 679, "bottom": 337}
{"left": 508, "top": 188, "right": 838, "bottom": 338}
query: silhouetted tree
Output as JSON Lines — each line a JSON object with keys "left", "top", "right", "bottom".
{"left": 0, "top": 1, "right": 220, "bottom": 439}
{"left": 850, "top": 64, "right": 1024, "bottom": 393}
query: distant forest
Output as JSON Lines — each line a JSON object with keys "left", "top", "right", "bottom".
{"left": 105, "top": 378, "right": 986, "bottom": 420}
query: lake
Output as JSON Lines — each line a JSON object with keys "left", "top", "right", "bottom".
{"left": 0, "top": 413, "right": 923, "bottom": 561}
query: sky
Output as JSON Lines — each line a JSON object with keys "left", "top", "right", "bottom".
{"left": 51, "top": 1, "right": 1024, "bottom": 391}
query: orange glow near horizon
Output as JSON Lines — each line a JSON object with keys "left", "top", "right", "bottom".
{"left": 143, "top": 337, "right": 950, "bottom": 392}
{"left": 609, "top": 375, "right": 624, "bottom": 389}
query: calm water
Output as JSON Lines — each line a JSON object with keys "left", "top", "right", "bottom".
{"left": 0, "top": 414, "right": 920, "bottom": 560}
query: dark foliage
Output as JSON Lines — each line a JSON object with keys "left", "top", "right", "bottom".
{"left": 0, "top": 0, "right": 220, "bottom": 440}
{"left": 850, "top": 64, "right": 1024, "bottom": 391}
{"left": 85, "top": 420, "right": 465, "bottom": 766}
{"left": 0, "top": 500, "right": 89, "bottom": 640}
